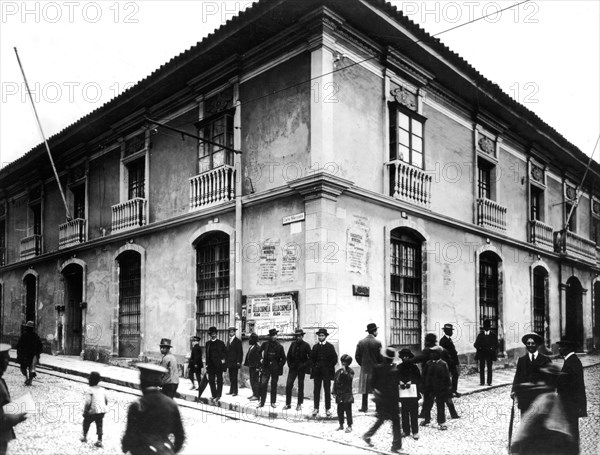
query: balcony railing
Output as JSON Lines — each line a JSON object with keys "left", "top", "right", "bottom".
{"left": 529, "top": 219, "right": 554, "bottom": 250}
{"left": 58, "top": 218, "right": 87, "bottom": 249}
{"left": 190, "top": 165, "right": 235, "bottom": 211}
{"left": 476, "top": 198, "right": 507, "bottom": 231}
{"left": 111, "top": 198, "right": 147, "bottom": 232}
{"left": 20, "top": 234, "right": 42, "bottom": 260}
{"left": 386, "top": 160, "right": 432, "bottom": 207}
{"left": 555, "top": 230, "right": 596, "bottom": 262}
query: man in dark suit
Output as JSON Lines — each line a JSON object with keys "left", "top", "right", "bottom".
{"left": 258, "top": 328, "right": 286, "bottom": 408}
{"left": 311, "top": 327, "right": 338, "bottom": 417}
{"left": 473, "top": 319, "right": 498, "bottom": 386}
{"left": 204, "top": 326, "right": 227, "bottom": 405}
{"left": 511, "top": 332, "right": 552, "bottom": 416}
{"left": 1, "top": 343, "right": 28, "bottom": 455}
{"left": 556, "top": 337, "right": 587, "bottom": 454}
{"left": 188, "top": 336, "right": 203, "bottom": 390}
{"left": 355, "top": 322, "right": 383, "bottom": 412}
{"left": 225, "top": 326, "right": 243, "bottom": 397}
{"left": 283, "top": 328, "right": 312, "bottom": 411}
{"left": 439, "top": 323, "right": 461, "bottom": 397}
{"left": 244, "top": 332, "right": 262, "bottom": 401}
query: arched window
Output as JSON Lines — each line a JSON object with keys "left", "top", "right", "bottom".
{"left": 390, "top": 228, "right": 422, "bottom": 348}
{"left": 196, "top": 232, "right": 230, "bottom": 342}
{"left": 479, "top": 252, "right": 499, "bottom": 330}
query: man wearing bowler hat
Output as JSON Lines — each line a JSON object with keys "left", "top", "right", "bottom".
{"left": 225, "top": 326, "right": 243, "bottom": 397}
{"left": 122, "top": 363, "right": 185, "bottom": 455}
{"left": 511, "top": 332, "right": 552, "bottom": 416}
{"left": 311, "top": 328, "right": 338, "bottom": 417}
{"left": 243, "top": 333, "right": 262, "bottom": 401}
{"left": 473, "top": 319, "right": 498, "bottom": 386}
{"left": 283, "top": 328, "right": 312, "bottom": 411}
{"left": 355, "top": 323, "right": 383, "bottom": 412}
{"left": 159, "top": 338, "right": 179, "bottom": 399}
{"left": 205, "top": 327, "right": 227, "bottom": 405}
{"left": 258, "top": 328, "right": 286, "bottom": 408}
{"left": 439, "top": 323, "right": 461, "bottom": 397}
{"left": 556, "top": 337, "right": 587, "bottom": 453}
{"left": 1, "top": 343, "right": 28, "bottom": 455}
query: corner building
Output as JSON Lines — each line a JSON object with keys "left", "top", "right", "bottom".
{"left": 1, "top": 0, "right": 599, "bottom": 374}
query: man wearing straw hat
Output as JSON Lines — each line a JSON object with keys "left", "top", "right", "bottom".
{"left": 355, "top": 323, "right": 382, "bottom": 412}
{"left": 0, "top": 343, "right": 28, "bottom": 455}
{"left": 511, "top": 332, "right": 552, "bottom": 416}
{"left": 159, "top": 338, "right": 179, "bottom": 399}
{"left": 122, "top": 363, "right": 185, "bottom": 455}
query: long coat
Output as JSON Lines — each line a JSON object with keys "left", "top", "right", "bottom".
{"left": 16, "top": 331, "right": 43, "bottom": 367}
{"left": 422, "top": 359, "right": 451, "bottom": 397}
{"left": 243, "top": 343, "right": 262, "bottom": 368}
{"left": 311, "top": 342, "right": 338, "bottom": 380}
{"left": 188, "top": 345, "right": 203, "bottom": 371}
{"left": 225, "top": 337, "right": 243, "bottom": 369}
{"left": 205, "top": 339, "right": 227, "bottom": 373}
{"left": 286, "top": 340, "right": 312, "bottom": 372}
{"left": 355, "top": 334, "right": 382, "bottom": 393}
{"left": 557, "top": 352, "right": 587, "bottom": 447}
{"left": 260, "top": 340, "right": 286, "bottom": 375}
{"left": 121, "top": 388, "right": 185, "bottom": 455}
{"left": 474, "top": 331, "right": 499, "bottom": 361}
{"left": 511, "top": 353, "right": 552, "bottom": 412}
{"left": 371, "top": 361, "right": 400, "bottom": 418}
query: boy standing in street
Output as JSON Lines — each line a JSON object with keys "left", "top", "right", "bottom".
{"left": 159, "top": 338, "right": 179, "bottom": 399}
{"left": 81, "top": 371, "right": 108, "bottom": 448}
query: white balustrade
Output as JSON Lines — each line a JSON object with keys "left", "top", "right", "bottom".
{"left": 476, "top": 198, "right": 507, "bottom": 231}
{"left": 111, "top": 198, "right": 147, "bottom": 232}
{"left": 189, "top": 165, "right": 235, "bottom": 211}
{"left": 58, "top": 218, "right": 87, "bottom": 249}
{"left": 386, "top": 160, "right": 432, "bottom": 207}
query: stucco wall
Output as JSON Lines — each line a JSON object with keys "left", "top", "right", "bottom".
{"left": 87, "top": 149, "right": 120, "bottom": 240}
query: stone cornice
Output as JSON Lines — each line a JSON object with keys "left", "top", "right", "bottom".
{"left": 385, "top": 46, "right": 434, "bottom": 87}
{"left": 287, "top": 172, "right": 354, "bottom": 202}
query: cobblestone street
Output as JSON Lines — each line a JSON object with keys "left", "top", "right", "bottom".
{"left": 3, "top": 363, "right": 599, "bottom": 454}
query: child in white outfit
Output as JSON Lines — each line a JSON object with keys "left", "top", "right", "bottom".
{"left": 81, "top": 371, "right": 108, "bottom": 447}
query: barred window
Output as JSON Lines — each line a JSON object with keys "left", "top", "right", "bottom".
{"left": 532, "top": 266, "right": 547, "bottom": 338}
{"left": 196, "top": 232, "right": 230, "bottom": 342}
{"left": 118, "top": 251, "right": 141, "bottom": 358}
{"left": 479, "top": 252, "right": 499, "bottom": 330}
{"left": 390, "top": 229, "right": 422, "bottom": 348}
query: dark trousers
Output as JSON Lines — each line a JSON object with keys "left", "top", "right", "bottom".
{"left": 313, "top": 371, "right": 332, "bottom": 410}
{"left": 435, "top": 394, "right": 447, "bottom": 424}
{"left": 365, "top": 413, "right": 402, "bottom": 450}
{"left": 208, "top": 369, "right": 224, "bottom": 399}
{"left": 285, "top": 369, "right": 306, "bottom": 405}
{"left": 83, "top": 413, "right": 105, "bottom": 439}
{"left": 420, "top": 393, "right": 434, "bottom": 420}
{"left": 337, "top": 402, "right": 353, "bottom": 427}
{"left": 401, "top": 399, "right": 419, "bottom": 435}
{"left": 449, "top": 365, "right": 459, "bottom": 393}
{"left": 228, "top": 367, "right": 239, "bottom": 394}
{"left": 446, "top": 396, "right": 459, "bottom": 418}
{"left": 479, "top": 358, "right": 493, "bottom": 385}
{"left": 361, "top": 394, "right": 369, "bottom": 410}
{"left": 161, "top": 383, "right": 178, "bottom": 399}
{"left": 260, "top": 371, "right": 280, "bottom": 405}
{"left": 249, "top": 367, "right": 260, "bottom": 397}
{"left": 189, "top": 367, "right": 202, "bottom": 386}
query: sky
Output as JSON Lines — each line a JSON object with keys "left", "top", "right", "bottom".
{"left": 0, "top": 0, "right": 599, "bottom": 168}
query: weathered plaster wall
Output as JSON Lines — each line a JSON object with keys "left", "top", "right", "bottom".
{"left": 240, "top": 53, "right": 311, "bottom": 195}
{"left": 499, "top": 148, "right": 528, "bottom": 242}
{"left": 87, "top": 149, "right": 120, "bottom": 240}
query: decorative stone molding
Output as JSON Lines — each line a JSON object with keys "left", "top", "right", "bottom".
{"left": 478, "top": 135, "right": 495, "bottom": 155}
{"left": 564, "top": 183, "right": 578, "bottom": 201}
{"left": 390, "top": 86, "right": 417, "bottom": 111}
{"left": 288, "top": 172, "right": 354, "bottom": 202}
{"left": 591, "top": 196, "right": 600, "bottom": 218}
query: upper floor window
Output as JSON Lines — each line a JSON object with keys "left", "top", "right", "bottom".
{"left": 127, "top": 158, "right": 145, "bottom": 200}
{"left": 31, "top": 202, "right": 42, "bottom": 236}
{"left": 477, "top": 158, "right": 493, "bottom": 199}
{"left": 389, "top": 107, "right": 424, "bottom": 169}
{"left": 72, "top": 184, "right": 85, "bottom": 220}
{"left": 530, "top": 185, "right": 544, "bottom": 221}
{"left": 565, "top": 201, "right": 577, "bottom": 232}
{"left": 197, "top": 88, "right": 235, "bottom": 173}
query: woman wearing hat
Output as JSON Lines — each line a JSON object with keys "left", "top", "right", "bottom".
{"left": 310, "top": 328, "right": 338, "bottom": 417}
{"left": 355, "top": 323, "right": 383, "bottom": 412}
{"left": 511, "top": 332, "right": 552, "bottom": 416}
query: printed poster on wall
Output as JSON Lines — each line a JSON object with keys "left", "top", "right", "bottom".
{"left": 346, "top": 215, "right": 369, "bottom": 274}
{"left": 258, "top": 239, "right": 280, "bottom": 285}
{"left": 280, "top": 243, "right": 299, "bottom": 282}
{"left": 245, "top": 292, "right": 297, "bottom": 335}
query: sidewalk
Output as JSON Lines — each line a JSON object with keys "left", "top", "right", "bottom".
{"left": 10, "top": 349, "right": 600, "bottom": 422}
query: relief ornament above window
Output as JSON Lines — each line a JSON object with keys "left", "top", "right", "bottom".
{"left": 390, "top": 87, "right": 417, "bottom": 111}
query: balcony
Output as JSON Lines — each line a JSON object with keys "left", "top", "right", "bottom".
{"left": 555, "top": 230, "right": 596, "bottom": 262}
{"left": 476, "top": 198, "right": 507, "bottom": 231}
{"left": 386, "top": 160, "right": 432, "bottom": 207}
{"left": 190, "top": 165, "right": 236, "bottom": 211}
{"left": 20, "top": 234, "right": 42, "bottom": 260}
{"left": 58, "top": 218, "right": 87, "bottom": 249}
{"left": 111, "top": 198, "right": 147, "bottom": 233}
{"left": 529, "top": 219, "right": 554, "bottom": 250}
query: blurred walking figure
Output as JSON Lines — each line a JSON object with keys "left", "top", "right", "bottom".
{"left": 122, "top": 363, "right": 185, "bottom": 455}
{"left": 421, "top": 345, "right": 451, "bottom": 430}
{"left": 187, "top": 336, "right": 203, "bottom": 390}
{"left": 80, "top": 371, "right": 107, "bottom": 448}
{"left": 362, "top": 347, "right": 405, "bottom": 454}
{"left": 225, "top": 327, "right": 243, "bottom": 397}
{"left": 243, "top": 333, "right": 261, "bottom": 401}
{"left": 474, "top": 319, "right": 498, "bottom": 386}
{"left": 355, "top": 323, "right": 382, "bottom": 412}
{"left": 0, "top": 343, "right": 28, "bottom": 455}
{"left": 511, "top": 332, "right": 552, "bottom": 416}
{"left": 510, "top": 364, "right": 575, "bottom": 455}
{"left": 283, "top": 328, "right": 312, "bottom": 411}
{"left": 556, "top": 337, "right": 587, "bottom": 454}
{"left": 311, "top": 328, "right": 338, "bottom": 417}
{"left": 159, "top": 338, "right": 179, "bottom": 399}
{"left": 332, "top": 354, "right": 354, "bottom": 432}
{"left": 16, "top": 321, "right": 43, "bottom": 386}
{"left": 439, "top": 323, "right": 461, "bottom": 397}
{"left": 397, "top": 348, "right": 421, "bottom": 440}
